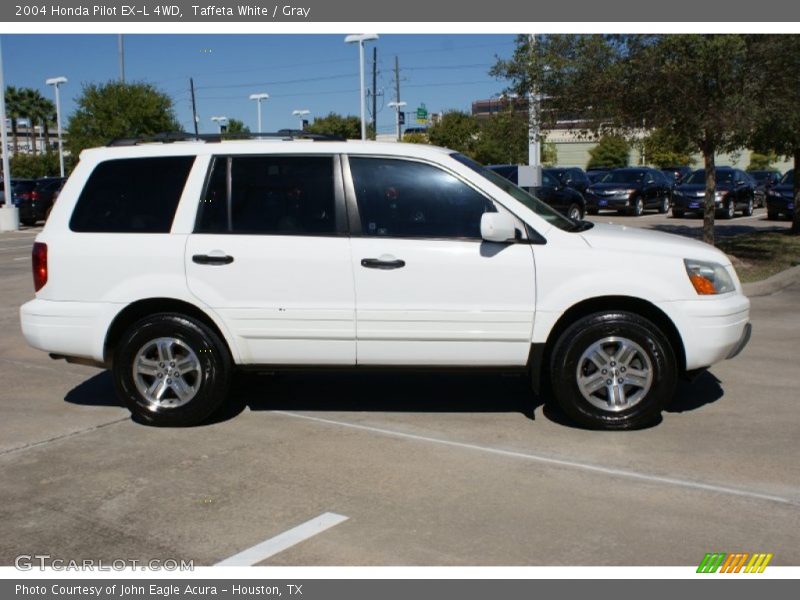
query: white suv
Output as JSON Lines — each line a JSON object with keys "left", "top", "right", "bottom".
{"left": 20, "top": 135, "right": 751, "bottom": 429}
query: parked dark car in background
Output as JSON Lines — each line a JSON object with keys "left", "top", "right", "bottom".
{"left": 584, "top": 167, "right": 673, "bottom": 216}
{"left": 661, "top": 166, "right": 693, "bottom": 184}
{"left": 17, "top": 177, "right": 66, "bottom": 226}
{"left": 0, "top": 179, "right": 36, "bottom": 207}
{"left": 544, "top": 167, "right": 590, "bottom": 195}
{"left": 748, "top": 169, "right": 782, "bottom": 208}
{"left": 672, "top": 167, "right": 755, "bottom": 219}
{"left": 586, "top": 168, "right": 611, "bottom": 184}
{"left": 766, "top": 169, "right": 795, "bottom": 220}
{"left": 488, "top": 165, "right": 586, "bottom": 220}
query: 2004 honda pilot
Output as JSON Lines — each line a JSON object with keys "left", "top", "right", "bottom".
{"left": 20, "top": 135, "right": 751, "bottom": 429}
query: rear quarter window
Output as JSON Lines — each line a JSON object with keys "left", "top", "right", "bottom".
{"left": 70, "top": 156, "right": 195, "bottom": 233}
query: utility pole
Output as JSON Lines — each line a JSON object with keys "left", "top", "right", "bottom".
{"left": 190, "top": 78, "right": 199, "bottom": 139}
{"left": 526, "top": 33, "right": 542, "bottom": 187}
{"left": 118, "top": 34, "right": 125, "bottom": 83}
{"left": 371, "top": 46, "right": 377, "bottom": 140}
{"left": 394, "top": 56, "right": 402, "bottom": 141}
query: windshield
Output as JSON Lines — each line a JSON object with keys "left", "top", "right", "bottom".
{"left": 780, "top": 170, "right": 794, "bottom": 185}
{"left": 600, "top": 170, "right": 646, "bottom": 184}
{"left": 451, "top": 153, "right": 581, "bottom": 232}
{"left": 749, "top": 171, "right": 770, "bottom": 183}
{"left": 683, "top": 170, "right": 735, "bottom": 185}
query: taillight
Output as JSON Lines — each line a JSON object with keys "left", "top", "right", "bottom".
{"left": 31, "top": 191, "right": 40, "bottom": 201}
{"left": 19, "top": 192, "right": 32, "bottom": 201}
{"left": 32, "top": 242, "right": 47, "bottom": 292}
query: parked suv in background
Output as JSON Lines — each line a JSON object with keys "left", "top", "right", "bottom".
{"left": 766, "top": 169, "right": 795, "bottom": 220}
{"left": 20, "top": 135, "right": 751, "bottom": 430}
{"left": 544, "top": 167, "right": 590, "bottom": 195}
{"left": 488, "top": 164, "right": 585, "bottom": 220}
{"left": 18, "top": 177, "right": 66, "bottom": 226}
{"left": 585, "top": 167, "right": 673, "bottom": 215}
{"left": 672, "top": 168, "right": 755, "bottom": 219}
{"left": 749, "top": 169, "right": 782, "bottom": 208}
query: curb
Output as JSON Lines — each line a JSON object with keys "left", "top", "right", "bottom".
{"left": 743, "top": 264, "right": 800, "bottom": 297}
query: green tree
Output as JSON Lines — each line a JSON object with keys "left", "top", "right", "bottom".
{"left": 224, "top": 118, "right": 250, "bottom": 136}
{"left": 587, "top": 135, "right": 630, "bottom": 169}
{"left": 10, "top": 152, "right": 66, "bottom": 178}
{"left": 427, "top": 111, "right": 480, "bottom": 157}
{"left": 747, "top": 35, "right": 800, "bottom": 233}
{"left": 474, "top": 109, "right": 528, "bottom": 165}
{"left": 644, "top": 127, "right": 696, "bottom": 168}
{"left": 493, "top": 34, "right": 755, "bottom": 244}
{"left": 402, "top": 132, "right": 429, "bottom": 144}
{"left": 306, "top": 113, "right": 372, "bottom": 139}
{"left": 746, "top": 152, "right": 777, "bottom": 172}
{"left": 542, "top": 140, "right": 558, "bottom": 167}
{"left": 66, "top": 81, "right": 180, "bottom": 156}
{"left": 4, "top": 85, "right": 23, "bottom": 155}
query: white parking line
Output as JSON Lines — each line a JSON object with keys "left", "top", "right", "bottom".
{"left": 0, "top": 245, "right": 33, "bottom": 252}
{"left": 12, "top": 256, "right": 28, "bottom": 261}
{"left": 272, "top": 411, "right": 797, "bottom": 507}
{"left": 215, "top": 512, "right": 349, "bottom": 566}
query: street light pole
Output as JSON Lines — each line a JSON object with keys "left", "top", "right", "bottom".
{"left": 388, "top": 101, "right": 406, "bottom": 142}
{"left": 0, "top": 36, "right": 19, "bottom": 232}
{"left": 46, "top": 76, "right": 68, "bottom": 178}
{"left": 248, "top": 93, "right": 269, "bottom": 133}
{"left": 292, "top": 109, "right": 310, "bottom": 131}
{"left": 210, "top": 116, "right": 228, "bottom": 134}
{"left": 345, "top": 34, "right": 378, "bottom": 141}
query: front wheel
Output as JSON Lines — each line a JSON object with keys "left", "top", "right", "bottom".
{"left": 112, "top": 313, "right": 232, "bottom": 426}
{"left": 548, "top": 312, "right": 677, "bottom": 430}
{"left": 722, "top": 198, "right": 735, "bottom": 219}
{"left": 743, "top": 197, "right": 754, "bottom": 217}
{"left": 658, "top": 196, "right": 670, "bottom": 214}
{"left": 630, "top": 196, "right": 645, "bottom": 216}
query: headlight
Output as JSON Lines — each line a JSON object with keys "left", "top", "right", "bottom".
{"left": 714, "top": 191, "right": 726, "bottom": 201}
{"left": 684, "top": 259, "right": 735, "bottom": 295}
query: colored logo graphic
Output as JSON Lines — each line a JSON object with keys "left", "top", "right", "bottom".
{"left": 697, "top": 552, "right": 773, "bottom": 573}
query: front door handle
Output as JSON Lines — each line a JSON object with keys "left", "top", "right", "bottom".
{"left": 361, "top": 257, "right": 406, "bottom": 270}
{"left": 193, "top": 253, "right": 234, "bottom": 265}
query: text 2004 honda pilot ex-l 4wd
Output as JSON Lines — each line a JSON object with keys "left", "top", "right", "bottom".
{"left": 20, "top": 134, "right": 751, "bottom": 430}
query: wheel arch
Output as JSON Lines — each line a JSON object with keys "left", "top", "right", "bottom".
{"left": 104, "top": 298, "right": 238, "bottom": 365}
{"left": 530, "top": 295, "right": 686, "bottom": 395}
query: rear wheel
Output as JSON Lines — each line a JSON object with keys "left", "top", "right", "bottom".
{"left": 549, "top": 311, "right": 677, "bottom": 430}
{"left": 112, "top": 313, "right": 232, "bottom": 426}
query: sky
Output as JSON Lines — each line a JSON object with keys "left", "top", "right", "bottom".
{"left": 3, "top": 34, "right": 519, "bottom": 136}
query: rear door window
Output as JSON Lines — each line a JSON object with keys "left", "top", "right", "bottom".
{"left": 70, "top": 156, "right": 195, "bottom": 233}
{"left": 196, "top": 155, "right": 337, "bottom": 235}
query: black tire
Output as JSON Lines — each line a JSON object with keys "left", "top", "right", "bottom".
{"left": 743, "top": 197, "right": 754, "bottom": 217}
{"left": 630, "top": 196, "right": 644, "bottom": 216}
{"left": 112, "top": 313, "right": 232, "bottom": 427}
{"left": 672, "top": 208, "right": 685, "bottom": 218}
{"left": 722, "top": 198, "right": 735, "bottom": 219}
{"left": 657, "top": 196, "right": 670, "bottom": 214}
{"left": 548, "top": 311, "right": 677, "bottom": 430}
{"left": 566, "top": 203, "right": 583, "bottom": 221}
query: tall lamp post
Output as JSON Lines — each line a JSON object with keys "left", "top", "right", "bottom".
{"left": 0, "top": 37, "right": 18, "bottom": 232}
{"left": 388, "top": 101, "right": 406, "bottom": 141}
{"left": 344, "top": 34, "right": 378, "bottom": 140}
{"left": 210, "top": 116, "right": 228, "bottom": 134}
{"left": 248, "top": 93, "right": 269, "bottom": 133}
{"left": 45, "top": 76, "right": 68, "bottom": 178}
{"left": 292, "top": 109, "right": 310, "bottom": 131}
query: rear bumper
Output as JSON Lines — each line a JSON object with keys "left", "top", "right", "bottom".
{"left": 657, "top": 293, "right": 751, "bottom": 370}
{"left": 20, "top": 299, "right": 118, "bottom": 363}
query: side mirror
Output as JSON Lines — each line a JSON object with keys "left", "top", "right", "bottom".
{"left": 481, "top": 212, "right": 517, "bottom": 243}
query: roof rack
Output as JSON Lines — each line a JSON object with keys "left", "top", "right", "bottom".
{"left": 107, "top": 130, "right": 345, "bottom": 146}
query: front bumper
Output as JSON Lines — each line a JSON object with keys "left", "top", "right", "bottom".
{"left": 586, "top": 193, "right": 632, "bottom": 210}
{"left": 658, "top": 292, "right": 751, "bottom": 370}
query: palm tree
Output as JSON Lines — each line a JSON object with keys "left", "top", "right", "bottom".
{"left": 39, "top": 98, "right": 56, "bottom": 153}
{"left": 19, "top": 88, "right": 43, "bottom": 157}
{"left": 4, "top": 86, "right": 23, "bottom": 155}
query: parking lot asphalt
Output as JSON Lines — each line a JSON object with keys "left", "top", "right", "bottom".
{"left": 0, "top": 218, "right": 798, "bottom": 566}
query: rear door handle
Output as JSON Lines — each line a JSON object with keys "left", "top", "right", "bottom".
{"left": 361, "top": 258, "right": 406, "bottom": 270}
{"left": 193, "top": 253, "right": 234, "bottom": 265}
